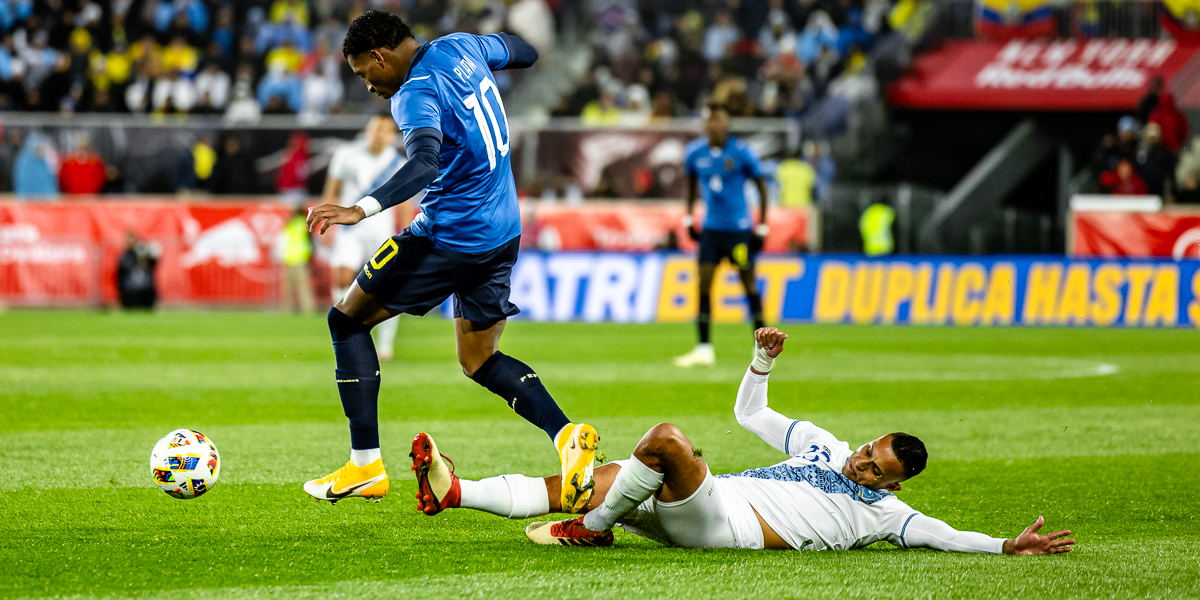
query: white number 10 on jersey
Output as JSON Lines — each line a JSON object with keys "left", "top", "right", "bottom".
{"left": 462, "top": 78, "right": 510, "bottom": 171}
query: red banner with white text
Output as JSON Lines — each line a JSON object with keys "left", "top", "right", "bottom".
{"left": 0, "top": 200, "right": 293, "bottom": 306}
{"left": 0, "top": 199, "right": 816, "bottom": 307}
{"left": 1071, "top": 210, "right": 1200, "bottom": 259}
{"left": 889, "top": 39, "right": 1200, "bottom": 110}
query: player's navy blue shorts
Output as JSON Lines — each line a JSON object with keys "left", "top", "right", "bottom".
{"left": 698, "top": 229, "right": 757, "bottom": 270}
{"left": 355, "top": 230, "right": 521, "bottom": 323}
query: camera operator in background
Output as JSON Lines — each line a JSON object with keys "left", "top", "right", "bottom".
{"left": 116, "top": 232, "right": 160, "bottom": 309}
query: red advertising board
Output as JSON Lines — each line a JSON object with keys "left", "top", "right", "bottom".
{"left": 0, "top": 199, "right": 816, "bottom": 307}
{"left": 526, "top": 202, "right": 814, "bottom": 252}
{"left": 0, "top": 200, "right": 293, "bottom": 306}
{"left": 1071, "top": 209, "right": 1200, "bottom": 259}
{"left": 888, "top": 39, "right": 1200, "bottom": 110}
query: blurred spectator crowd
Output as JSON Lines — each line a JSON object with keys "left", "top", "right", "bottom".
{"left": 1, "top": 0, "right": 559, "bottom": 119}
{"left": 554, "top": 0, "right": 908, "bottom": 125}
{"left": 1094, "top": 77, "right": 1199, "bottom": 203}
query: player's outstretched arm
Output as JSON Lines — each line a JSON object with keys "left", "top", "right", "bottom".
{"left": 900, "top": 514, "right": 1073, "bottom": 555}
{"left": 306, "top": 129, "right": 442, "bottom": 235}
{"left": 734, "top": 328, "right": 794, "bottom": 452}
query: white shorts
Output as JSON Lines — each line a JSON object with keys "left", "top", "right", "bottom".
{"left": 615, "top": 464, "right": 764, "bottom": 550}
{"left": 329, "top": 217, "right": 396, "bottom": 270}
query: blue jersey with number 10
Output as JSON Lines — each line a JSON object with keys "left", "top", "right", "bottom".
{"left": 391, "top": 33, "right": 521, "bottom": 252}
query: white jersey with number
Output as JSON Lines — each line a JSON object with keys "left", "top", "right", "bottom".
{"left": 722, "top": 369, "right": 1007, "bottom": 554}
{"left": 327, "top": 142, "right": 404, "bottom": 269}
{"left": 328, "top": 142, "right": 403, "bottom": 208}
{"left": 716, "top": 422, "right": 919, "bottom": 551}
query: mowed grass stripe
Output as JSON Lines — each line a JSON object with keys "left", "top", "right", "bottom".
{"left": 19, "top": 552, "right": 1200, "bottom": 600}
{"left": 2, "top": 404, "right": 1196, "bottom": 491}
{"left": 0, "top": 352, "right": 1128, "bottom": 395}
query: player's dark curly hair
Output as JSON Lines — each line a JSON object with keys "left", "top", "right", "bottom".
{"left": 342, "top": 10, "right": 413, "bottom": 57}
{"left": 889, "top": 432, "right": 928, "bottom": 479}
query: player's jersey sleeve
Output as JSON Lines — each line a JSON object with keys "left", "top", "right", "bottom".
{"left": 782, "top": 421, "right": 845, "bottom": 460}
{"left": 893, "top": 513, "right": 1007, "bottom": 554}
{"left": 391, "top": 75, "right": 443, "bottom": 143}
{"left": 472, "top": 33, "right": 511, "bottom": 70}
{"left": 740, "top": 142, "right": 765, "bottom": 178}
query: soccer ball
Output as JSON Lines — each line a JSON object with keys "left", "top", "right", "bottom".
{"left": 150, "top": 429, "right": 220, "bottom": 499}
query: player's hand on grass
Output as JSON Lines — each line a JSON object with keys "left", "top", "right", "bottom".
{"left": 1003, "top": 516, "right": 1074, "bottom": 555}
{"left": 754, "top": 327, "right": 787, "bottom": 358}
{"left": 307, "top": 204, "right": 365, "bottom": 235}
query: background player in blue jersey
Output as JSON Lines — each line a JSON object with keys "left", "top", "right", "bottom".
{"left": 674, "top": 103, "right": 771, "bottom": 368}
{"left": 302, "top": 11, "right": 599, "bottom": 513}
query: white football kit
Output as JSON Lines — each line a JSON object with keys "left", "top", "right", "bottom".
{"left": 328, "top": 142, "right": 404, "bottom": 270}
{"left": 617, "top": 368, "right": 1008, "bottom": 554}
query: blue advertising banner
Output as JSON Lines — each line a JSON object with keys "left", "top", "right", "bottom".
{"left": 443, "top": 253, "right": 1200, "bottom": 328}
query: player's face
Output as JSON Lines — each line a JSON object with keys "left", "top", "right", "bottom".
{"left": 367, "top": 117, "right": 396, "bottom": 150}
{"left": 348, "top": 50, "right": 402, "bottom": 99}
{"left": 705, "top": 109, "right": 730, "bottom": 139}
{"left": 841, "top": 435, "right": 907, "bottom": 491}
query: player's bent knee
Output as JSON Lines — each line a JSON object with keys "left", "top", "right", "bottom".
{"left": 635, "top": 423, "right": 691, "bottom": 460}
{"left": 457, "top": 350, "right": 491, "bottom": 379}
{"left": 327, "top": 306, "right": 371, "bottom": 339}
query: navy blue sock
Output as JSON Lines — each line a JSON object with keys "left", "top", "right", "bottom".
{"left": 328, "top": 307, "right": 381, "bottom": 450}
{"left": 471, "top": 352, "right": 571, "bottom": 441}
{"left": 747, "top": 292, "right": 765, "bottom": 330}
{"left": 698, "top": 293, "right": 712, "bottom": 344}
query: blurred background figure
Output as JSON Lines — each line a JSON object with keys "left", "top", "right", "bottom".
{"left": 320, "top": 115, "right": 405, "bottom": 361}
{"left": 212, "top": 135, "right": 257, "bottom": 195}
{"left": 58, "top": 138, "right": 106, "bottom": 194}
{"left": 275, "top": 131, "right": 309, "bottom": 204}
{"left": 175, "top": 135, "right": 217, "bottom": 194}
{"left": 859, "top": 202, "right": 895, "bottom": 256}
{"left": 277, "top": 205, "right": 315, "bottom": 315}
{"left": 116, "top": 232, "right": 159, "bottom": 309}
{"left": 1101, "top": 159, "right": 1148, "bottom": 195}
{"left": 13, "top": 131, "right": 57, "bottom": 198}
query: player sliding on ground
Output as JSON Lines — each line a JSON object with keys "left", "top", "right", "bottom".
{"left": 411, "top": 328, "right": 1075, "bottom": 554}
{"left": 302, "top": 10, "right": 599, "bottom": 512}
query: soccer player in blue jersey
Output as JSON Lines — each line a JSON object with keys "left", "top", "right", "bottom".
{"left": 674, "top": 103, "right": 771, "bottom": 368}
{"left": 302, "top": 10, "right": 599, "bottom": 512}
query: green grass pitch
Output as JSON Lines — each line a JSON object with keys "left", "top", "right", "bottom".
{"left": 2, "top": 311, "right": 1198, "bottom": 599}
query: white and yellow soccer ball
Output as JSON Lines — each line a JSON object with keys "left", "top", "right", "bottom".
{"left": 150, "top": 429, "right": 221, "bottom": 499}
